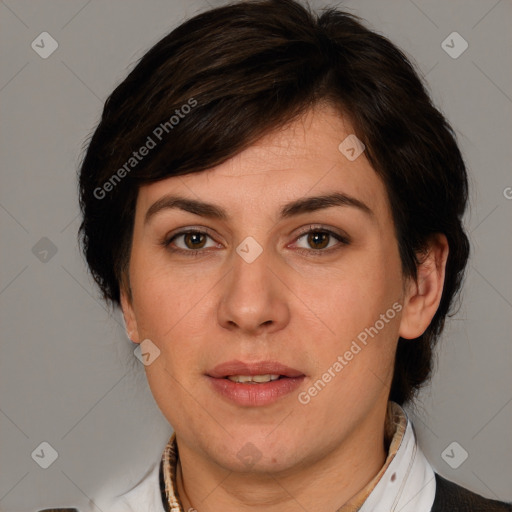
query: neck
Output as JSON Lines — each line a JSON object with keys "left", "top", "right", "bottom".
{"left": 174, "top": 403, "right": 389, "bottom": 512}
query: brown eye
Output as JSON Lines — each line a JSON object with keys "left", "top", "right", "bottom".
{"left": 293, "top": 226, "right": 350, "bottom": 255}
{"left": 183, "top": 232, "right": 207, "bottom": 249}
{"left": 306, "top": 231, "right": 330, "bottom": 250}
{"left": 163, "top": 229, "right": 218, "bottom": 254}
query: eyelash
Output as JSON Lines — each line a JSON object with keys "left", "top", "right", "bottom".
{"left": 161, "top": 225, "right": 350, "bottom": 257}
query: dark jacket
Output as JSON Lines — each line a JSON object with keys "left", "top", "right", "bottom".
{"left": 431, "top": 473, "right": 512, "bottom": 511}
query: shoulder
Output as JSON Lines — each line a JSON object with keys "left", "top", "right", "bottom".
{"left": 431, "top": 473, "right": 512, "bottom": 512}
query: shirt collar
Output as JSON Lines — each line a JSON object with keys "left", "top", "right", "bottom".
{"left": 344, "top": 401, "right": 436, "bottom": 512}
{"left": 159, "top": 401, "right": 436, "bottom": 512}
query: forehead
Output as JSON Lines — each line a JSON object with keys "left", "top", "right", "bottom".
{"left": 135, "top": 104, "right": 391, "bottom": 223}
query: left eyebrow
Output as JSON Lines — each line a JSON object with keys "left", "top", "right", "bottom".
{"left": 279, "top": 192, "right": 374, "bottom": 219}
{"left": 144, "top": 192, "right": 374, "bottom": 225}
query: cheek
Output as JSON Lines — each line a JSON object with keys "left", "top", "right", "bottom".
{"left": 130, "top": 249, "right": 209, "bottom": 335}
{"left": 301, "top": 253, "right": 403, "bottom": 397}
{"left": 312, "top": 256, "right": 401, "bottom": 339}
{"left": 302, "top": 273, "right": 401, "bottom": 410}
{"left": 129, "top": 272, "right": 217, "bottom": 399}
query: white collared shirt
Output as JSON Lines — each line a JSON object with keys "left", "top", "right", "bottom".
{"left": 358, "top": 416, "right": 436, "bottom": 511}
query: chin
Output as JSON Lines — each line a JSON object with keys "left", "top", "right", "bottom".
{"left": 206, "top": 433, "right": 305, "bottom": 475}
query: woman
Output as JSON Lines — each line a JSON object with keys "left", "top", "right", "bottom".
{"left": 71, "top": 0, "right": 511, "bottom": 510}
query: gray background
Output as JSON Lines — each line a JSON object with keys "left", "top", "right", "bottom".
{"left": 1, "top": 0, "right": 511, "bottom": 510}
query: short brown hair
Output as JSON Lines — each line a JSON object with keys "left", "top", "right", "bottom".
{"left": 78, "top": 0, "right": 470, "bottom": 405}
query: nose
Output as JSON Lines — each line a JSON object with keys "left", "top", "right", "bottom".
{"left": 217, "top": 242, "right": 290, "bottom": 336}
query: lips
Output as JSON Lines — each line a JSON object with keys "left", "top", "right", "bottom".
{"left": 206, "top": 360, "right": 306, "bottom": 407}
{"left": 207, "top": 360, "right": 304, "bottom": 379}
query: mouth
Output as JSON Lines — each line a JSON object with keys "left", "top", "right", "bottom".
{"left": 207, "top": 360, "right": 305, "bottom": 379}
{"left": 206, "top": 360, "right": 305, "bottom": 406}
{"left": 225, "top": 374, "right": 283, "bottom": 383}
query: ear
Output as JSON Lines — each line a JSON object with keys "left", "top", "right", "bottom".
{"left": 120, "top": 288, "right": 141, "bottom": 344}
{"left": 399, "top": 234, "right": 449, "bottom": 340}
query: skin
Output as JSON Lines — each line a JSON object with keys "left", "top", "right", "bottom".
{"left": 121, "top": 103, "right": 448, "bottom": 511}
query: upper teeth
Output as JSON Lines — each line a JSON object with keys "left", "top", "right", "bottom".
{"left": 227, "top": 374, "right": 281, "bottom": 383}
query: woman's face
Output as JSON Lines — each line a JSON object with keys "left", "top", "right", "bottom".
{"left": 122, "top": 104, "right": 410, "bottom": 475}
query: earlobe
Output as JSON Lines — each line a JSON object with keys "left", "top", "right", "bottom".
{"left": 399, "top": 234, "right": 449, "bottom": 340}
{"left": 120, "top": 289, "right": 141, "bottom": 344}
